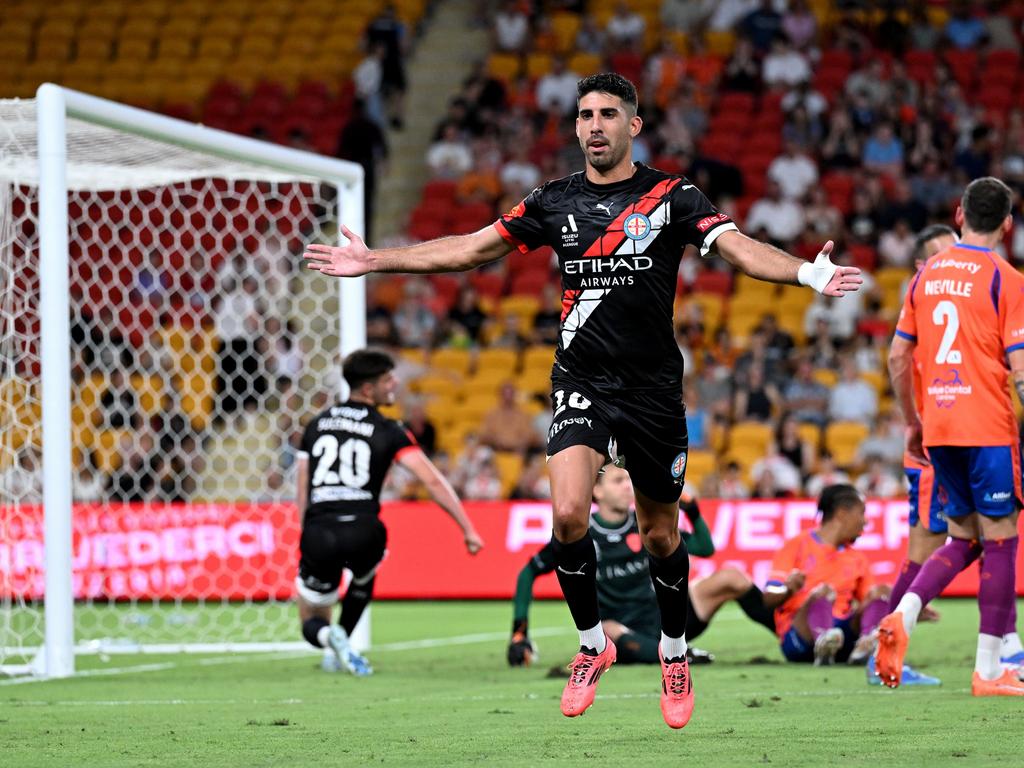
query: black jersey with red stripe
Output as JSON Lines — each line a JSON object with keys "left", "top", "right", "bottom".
{"left": 494, "top": 163, "right": 736, "bottom": 393}
{"left": 297, "top": 401, "right": 418, "bottom": 519}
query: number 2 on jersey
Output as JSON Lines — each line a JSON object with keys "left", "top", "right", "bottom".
{"left": 311, "top": 435, "right": 371, "bottom": 488}
{"left": 932, "top": 299, "right": 962, "bottom": 364}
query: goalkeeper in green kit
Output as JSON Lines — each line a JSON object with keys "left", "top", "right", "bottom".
{"left": 508, "top": 465, "right": 776, "bottom": 666}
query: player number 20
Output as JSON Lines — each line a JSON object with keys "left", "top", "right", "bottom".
{"left": 310, "top": 435, "right": 371, "bottom": 488}
{"left": 553, "top": 389, "right": 591, "bottom": 417}
{"left": 932, "top": 300, "right": 962, "bottom": 365}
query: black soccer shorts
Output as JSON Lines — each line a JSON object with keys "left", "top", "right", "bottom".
{"left": 546, "top": 376, "right": 689, "bottom": 503}
{"left": 295, "top": 514, "right": 387, "bottom": 607}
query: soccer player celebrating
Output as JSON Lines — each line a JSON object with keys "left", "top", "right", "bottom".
{"left": 506, "top": 466, "right": 776, "bottom": 668}
{"left": 304, "top": 73, "right": 860, "bottom": 726}
{"left": 881, "top": 177, "right": 1024, "bottom": 695}
{"left": 763, "top": 485, "right": 912, "bottom": 671}
{"left": 294, "top": 349, "right": 484, "bottom": 675}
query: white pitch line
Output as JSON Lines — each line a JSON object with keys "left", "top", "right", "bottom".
{"left": 0, "top": 627, "right": 574, "bottom": 687}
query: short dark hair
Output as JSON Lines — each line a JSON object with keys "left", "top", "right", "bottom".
{"left": 912, "top": 223, "right": 957, "bottom": 260}
{"left": 818, "top": 484, "right": 863, "bottom": 523}
{"left": 961, "top": 176, "right": 1013, "bottom": 234}
{"left": 342, "top": 348, "right": 395, "bottom": 390}
{"left": 576, "top": 73, "right": 638, "bottom": 115}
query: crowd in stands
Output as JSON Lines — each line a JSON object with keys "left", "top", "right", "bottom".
{"left": 366, "top": 0, "right": 1024, "bottom": 501}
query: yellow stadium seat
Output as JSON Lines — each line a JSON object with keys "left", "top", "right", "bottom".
{"left": 567, "top": 52, "right": 602, "bottom": 76}
{"left": 494, "top": 451, "right": 524, "bottom": 496}
{"left": 467, "top": 368, "right": 513, "bottom": 395}
{"left": 411, "top": 373, "right": 465, "bottom": 401}
{"left": 825, "top": 421, "right": 870, "bottom": 468}
{"left": 205, "top": 17, "right": 244, "bottom": 39}
{"left": 120, "top": 18, "right": 160, "bottom": 40}
{"left": 0, "top": 39, "right": 32, "bottom": 63}
{"left": 726, "top": 309, "right": 764, "bottom": 345}
{"left": 95, "top": 429, "right": 129, "bottom": 473}
{"left": 733, "top": 273, "right": 779, "bottom": 300}
{"left": 683, "top": 449, "right": 716, "bottom": 489}
{"left": 475, "top": 347, "right": 518, "bottom": 374}
{"left": 180, "top": 373, "right": 214, "bottom": 430}
{"left": 456, "top": 394, "right": 498, "bottom": 424}
{"left": 860, "top": 370, "right": 887, "bottom": 396}
{"left": 486, "top": 53, "right": 521, "bottom": 82}
{"left": 130, "top": 374, "right": 168, "bottom": 415}
{"left": 238, "top": 35, "right": 277, "bottom": 58}
{"left": 704, "top": 30, "right": 736, "bottom": 57}
{"left": 522, "top": 345, "right": 555, "bottom": 372}
{"left": 499, "top": 295, "right": 540, "bottom": 324}
{"left": 525, "top": 52, "right": 553, "bottom": 79}
{"left": 723, "top": 447, "right": 761, "bottom": 483}
{"left": 156, "top": 38, "right": 193, "bottom": 60}
{"left": 729, "top": 420, "right": 773, "bottom": 455}
{"left": 161, "top": 17, "right": 203, "bottom": 39}
{"left": 813, "top": 368, "right": 838, "bottom": 388}
{"left": 0, "top": 19, "right": 34, "bottom": 41}
{"left": 427, "top": 347, "right": 472, "bottom": 377}
{"left": 75, "top": 36, "right": 114, "bottom": 61}
{"left": 115, "top": 38, "right": 154, "bottom": 61}
{"left": 797, "top": 423, "right": 822, "bottom": 451}
{"left": 516, "top": 368, "right": 551, "bottom": 399}
{"left": 436, "top": 421, "right": 477, "bottom": 456}
{"left": 424, "top": 397, "right": 461, "bottom": 428}
{"left": 550, "top": 12, "right": 581, "bottom": 54}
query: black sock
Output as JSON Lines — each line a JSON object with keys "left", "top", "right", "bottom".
{"left": 648, "top": 538, "right": 690, "bottom": 640}
{"left": 737, "top": 585, "right": 776, "bottom": 631}
{"left": 302, "top": 617, "right": 329, "bottom": 648}
{"left": 340, "top": 574, "right": 376, "bottom": 636}
{"left": 551, "top": 530, "right": 601, "bottom": 632}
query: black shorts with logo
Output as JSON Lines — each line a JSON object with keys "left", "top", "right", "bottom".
{"left": 546, "top": 376, "right": 689, "bottom": 503}
{"left": 297, "top": 513, "right": 387, "bottom": 597}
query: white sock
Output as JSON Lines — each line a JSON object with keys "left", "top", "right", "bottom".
{"left": 1002, "top": 631, "right": 1023, "bottom": 657}
{"left": 895, "top": 593, "right": 923, "bottom": 636}
{"left": 579, "top": 623, "right": 606, "bottom": 653}
{"left": 660, "top": 632, "right": 688, "bottom": 661}
{"left": 316, "top": 625, "right": 332, "bottom": 648}
{"left": 975, "top": 633, "right": 1003, "bottom": 680}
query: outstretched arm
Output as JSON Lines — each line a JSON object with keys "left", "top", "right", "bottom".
{"left": 303, "top": 224, "right": 511, "bottom": 277}
{"left": 397, "top": 448, "right": 484, "bottom": 554}
{"left": 713, "top": 231, "right": 863, "bottom": 297}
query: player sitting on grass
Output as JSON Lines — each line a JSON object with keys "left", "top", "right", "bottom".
{"left": 763, "top": 484, "right": 939, "bottom": 683}
{"left": 507, "top": 465, "right": 776, "bottom": 667}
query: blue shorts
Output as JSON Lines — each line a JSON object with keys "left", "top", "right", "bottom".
{"left": 780, "top": 617, "right": 856, "bottom": 663}
{"left": 927, "top": 445, "right": 1022, "bottom": 519}
{"left": 905, "top": 464, "right": 948, "bottom": 534}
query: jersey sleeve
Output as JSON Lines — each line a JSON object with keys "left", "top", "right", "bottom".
{"left": 670, "top": 182, "right": 738, "bottom": 258}
{"left": 494, "top": 186, "right": 549, "bottom": 254}
{"left": 296, "top": 416, "right": 317, "bottom": 460}
{"left": 388, "top": 421, "right": 420, "bottom": 463}
{"left": 894, "top": 271, "right": 920, "bottom": 342}
{"left": 766, "top": 537, "right": 799, "bottom": 592}
{"left": 999, "top": 266, "right": 1024, "bottom": 353}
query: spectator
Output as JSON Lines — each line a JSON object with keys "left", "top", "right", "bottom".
{"left": 535, "top": 57, "right": 580, "bottom": 115}
{"left": 781, "top": 104, "right": 823, "bottom": 151}
{"left": 511, "top": 452, "right": 551, "bottom": 500}
{"left": 806, "top": 316, "right": 838, "bottom": 368}
{"left": 762, "top": 38, "right": 811, "bottom": 89}
{"left": 783, "top": 357, "right": 830, "bottom": 427}
{"left": 745, "top": 179, "right": 805, "bottom": 244}
{"left": 908, "top": 4, "right": 941, "bottom": 49}
{"left": 696, "top": 361, "right": 733, "bottom": 422}
{"left": 721, "top": 38, "right": 762, "bottom": 92}
{"left": 854, "top": 456, "right": 903, "bottom": 498}
{"left": 338, "top": 99, "right": 388, "bottom": 243}
{"left": 862, "top": 122, "right": 905, "bottom": 177}
{"left": 804, "top": 451, "right": 851, "bottom": 497}
{"left": 684, "top": 380, "right": 708, "bottom": 449}
{"left": 855, "top": 412, "right": 904, "bottom": 468}
{"left": 661, "top": 0, "right": 713, "bottom": 32}
{"left": 803, "top": 257, "right": 876, "bottom": 341}
{"left": 756, "top": 314, "right": 795, "bottom": 369}
{"left": 845, "top": 59, "right": 890, "bottom": 110}
{"left": 820, "top": 109, "right": 862, "bottom": 170}
{"left": 492, "top": 1, "right": 529, "bottom": 53}
{"left": 741, "top": 0, "right": 783, "bottom": 54}
{"left": 716, "top": 460, "right": 751, "bottom": 499}
{"left": 490, "top": 313, "right": 531, "bottom": 352}
{"left": 500, "top": 143, "right": 541, "bottom": 197}
{"left": 876, "top": 6, "right": 910, "bottom": 55}
{"left": 404, "top": 400, "right": 437, "bottom": 456}
{"left": 606, "top": 0, "right": 646, "bottom": 48}
{"left": 574, "top": 14, "right": 606, "bottom": 54}
{"left": 107, "top": 432, "right": 159, "bottom": 503}
{"left": 478, "top": 381, "right": 541, "bottom": 454}
{"left": 531, "top": 392, "right": 552, "bottom": 448}
{"left": 828, "top": 358, "right": 878, "bottom": 423}
{"left": 776, "top": 413, "right": 815, "bottom": 480}
{"left": 447, "top": 285, "right": 488, "bottom": 345}
{"left": 944, "top": 2, "right": 988, "bottom": 49}
{"left": 709, "top": 0, "right": 759, "bottom": 31}
{"left": 365, "top": 4, "right": 409, "bottom": 129}
{"left": 734, "top": 328, "right": 784, "bottom": 386}
{"left": 877, "top": 219, "right": 916, "bottom": 268}
{"left": 0, "top": 446, "right": 43, "bottom": 503}
{"left": 96, "top": 369, "right": 140, "bottom": 431}
{"left": 456, "top": 142, "right": 503, "bottom": 204}
{"left": 462, "top": 452, "right": 504, "bottom": 500}
{"left": 733, "top": 364, "right": 780, "bottom": 422}
{"left": 426, "top": 123, "right": 473, "bottom": 178}
{"left": 532, "top": 283, "right": 561, "bottom": 345}
{"left": 781, "top": 81, "right": 828, "bottom": 123}
{"left": 982, "top": 0, "right": 1019, "bottom": 50}
{"left": 909, "top": 157, "right": 960, "bottom": 215}
{"left": 767, "top": 141, "right": 819, "bottom": 200}
{"left": 802, "top": 188, "right": 844, "bottom": 238}
{"left": 352, "top": 44, "right": 386, "bottom": 128}
{"left": 845, "top": 188, "right": 882, "bottom": 244}
{"left": 782, "top": 0, "right": 817, "bottom": 51}
{"left": 751, "top": 442, "right": 802, "bottom": 497}
{"left": 393, "top": 279, "right": 438, "bottom": 348}
{"left": 954, "top": 125, "right": 993, "bottom": 180}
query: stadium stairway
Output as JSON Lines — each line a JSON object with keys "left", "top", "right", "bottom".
{"left": 371, "top": 0, "right": 488, "bottom": 244}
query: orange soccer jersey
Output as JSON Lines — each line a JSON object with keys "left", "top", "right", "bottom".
{"left": 895, "top": 244, "right": 1024, "bottom": 447}
{"left": 766, "top": 530, "right": 872, "bottom": 640}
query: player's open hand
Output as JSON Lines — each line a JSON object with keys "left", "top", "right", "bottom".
{"left": 303, "top": 225, "right": 372, "bottom": 277}
{"left": 798, "top": 241, "right": 864, "bottom": 297}
{"left": 785, "top": 570, "right": 806, "bottom": 593}
{"left": 904, "top": 420, "right": 928, "bottom": 466}
{"left": 464, "top": 529, "right": 484, "bottom": 555}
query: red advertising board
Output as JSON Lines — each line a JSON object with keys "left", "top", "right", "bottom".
{"left": 2, "top": 500, "right": 1022, "bottom": 600}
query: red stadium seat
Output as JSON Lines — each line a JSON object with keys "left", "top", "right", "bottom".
{"left": 691, "top": 269, "right": 732, "bottom": 296}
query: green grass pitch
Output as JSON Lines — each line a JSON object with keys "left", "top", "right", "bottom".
{"left": 1, "top": 599, "right": 1019, "bottom": 767}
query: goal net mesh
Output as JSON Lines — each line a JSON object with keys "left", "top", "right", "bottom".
{"left": 0, "top": 98, "right": 349, "bottom": 664}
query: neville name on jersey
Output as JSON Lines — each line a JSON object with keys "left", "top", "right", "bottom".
{"left": 494, "top": 163, "right": 736, "bottom": 393}
{"left": 297, "top": 401, "right": 418, "bottom": 519}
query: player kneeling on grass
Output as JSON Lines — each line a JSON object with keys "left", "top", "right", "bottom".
{"left": 294, "top": 349, "right": 484, "bottom": 675}
{"left": 507, "top": 466, "right": 776, "bottom": 668}
{"left": 763, "top": 485, "right": 939, "bottom": 683}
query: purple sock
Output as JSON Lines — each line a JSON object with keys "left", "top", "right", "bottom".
{"left": 806, "top": 597, "right": 834, "bottom": 640}
{"left": 860, "top": 598, "right": 889, "bottom": 637}
{"left": 908, "top": 538, "right": 982, "bottom": 605}
{"left": 979, "top": 537, "right": 1018, "bottom": 637}
{"left": 1006, "top": 589, "right": 1018, "bottom": 636}
{"left": 889, "top": 560, "right": 922, "bottom": 612}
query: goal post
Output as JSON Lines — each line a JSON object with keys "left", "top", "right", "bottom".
{"left": 2, "top": 84, "right": 366, "bottom": 678}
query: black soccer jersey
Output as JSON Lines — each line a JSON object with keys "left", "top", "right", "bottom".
{"left": 495, "top": 163, "right": 736, "bottom": 393}
{"left": 297, "top": 401, "right": 418, "bottom": 519}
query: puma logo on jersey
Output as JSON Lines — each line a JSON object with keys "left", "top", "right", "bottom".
{"left": 655, "top": 576, "right": 686, "bottom": 592}
{"left": 558, "top": 564, "right": 587, "bottom": 576}
{"left": 595, "top": 203, "right": 614, "bottom": 216}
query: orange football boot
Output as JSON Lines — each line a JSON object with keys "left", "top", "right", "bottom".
{"left": 561, "top": 637, "right": 616, "bottom": 717}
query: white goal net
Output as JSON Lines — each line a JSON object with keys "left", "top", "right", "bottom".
{"left": 0, "top": 88, "right": 364, "bottom": 676}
